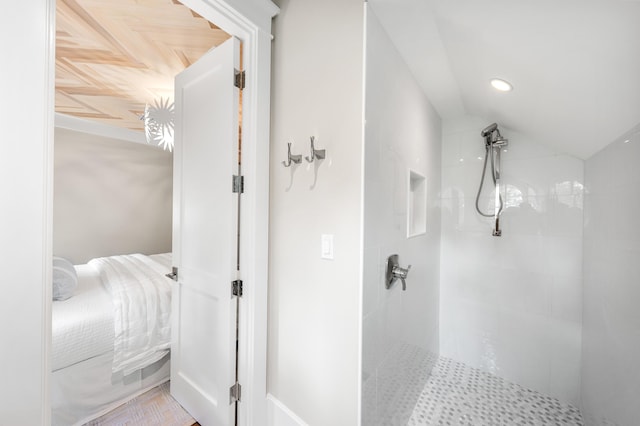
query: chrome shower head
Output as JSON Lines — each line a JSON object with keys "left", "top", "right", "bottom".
{"left": 481, "top": 123, "right": 498, "bottom": 137}
{"left": 481, "top": 123, "right": 508, "bottom": 147}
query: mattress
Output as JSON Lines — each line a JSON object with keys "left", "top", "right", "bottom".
{"left": 52, "top": 253, "right": 173, "bottom": 371}
{"left": 51, "top": 350, "right": 170, "bottom": 426}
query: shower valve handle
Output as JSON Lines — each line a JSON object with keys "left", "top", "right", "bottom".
{"left": 392, "top": 264, "right": 411, "bottom": 291}
{"left": 386, "top": 255, "right": 411, "bottom": 291}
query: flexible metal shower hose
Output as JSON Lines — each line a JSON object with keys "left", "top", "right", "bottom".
{"left": 475, "top": 144, "right": 504, "bottom": 218}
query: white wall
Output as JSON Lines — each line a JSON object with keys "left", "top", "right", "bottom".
{"left": 362, "top": 7, "right": 441, "bottom": 425}
{"left": 581, "top": 124, "right": 640, "bottom": 426}
{"left": 54, "top": 127, "right": 173, "bottom": 264}
{"left": 440, "top": 115, "right": 584, "bottom": 406}
{"left": 268, "top": 0, "right": 364, "bottom": 424}
{"left": 0, "top": 1, "right": 52, "bottom": 423}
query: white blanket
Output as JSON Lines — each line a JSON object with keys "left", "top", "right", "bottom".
{"left": 88, "top": 254, "right": 171, "bottom": 376}
{"left": 52, "top": 264, "right": 114, "bottom": 371}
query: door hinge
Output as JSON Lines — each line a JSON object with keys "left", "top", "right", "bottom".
{"left": 234, "top": 70, "right": 245, "bottom": 90}
{"left": 229, "top": 382, "right": 242, "bottom": 404}
{"left": 232, "top": 175, "right": 244, "bottom": 193}
{"left": 165, "top": 266, "right": 178, "bottom": 281}
{"left": 232, "top": 280, "right": 243, "bottom": 297}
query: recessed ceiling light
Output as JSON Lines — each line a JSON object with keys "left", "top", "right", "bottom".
{"left": 491, "top": 78, "right": 513, "bottom": 92}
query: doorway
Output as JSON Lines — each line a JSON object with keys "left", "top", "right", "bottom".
{"left": 45, "top": 0, "right": 277, "bottom": 425}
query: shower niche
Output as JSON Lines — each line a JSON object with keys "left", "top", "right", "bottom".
{"left": 407, "top": 169, "right": 427, "bottom": 238}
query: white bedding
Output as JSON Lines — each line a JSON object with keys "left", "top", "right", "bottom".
{"left": 88, "top": 253, "right": 172, "bottom": 375}
{"left": 52, "top": 264, "right": 114, "bottom": 371}
{"left": 52, "top": 253, "right": 172, "bottom": 372}
{"left": 148, "top": 252, "right": 172, "bottom": 270}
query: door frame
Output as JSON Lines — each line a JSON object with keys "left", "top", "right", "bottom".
{"left": 42, "top": 0, "right": 278, "bottom": 424}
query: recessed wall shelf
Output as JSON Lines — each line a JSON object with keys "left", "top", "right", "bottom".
{"left": 407, "top": 170, "right": 427, "bottom": 238}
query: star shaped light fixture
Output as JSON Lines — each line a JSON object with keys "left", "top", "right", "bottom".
{"left": 141, "top": 97, "right": 175, "bottom": 152}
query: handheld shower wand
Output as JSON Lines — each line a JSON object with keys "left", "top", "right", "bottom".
{"left": 481, "top": 123, "right": 498, "bottom": 137}
{"left": 476, "top": 123, "right": 508, "bottom": 236}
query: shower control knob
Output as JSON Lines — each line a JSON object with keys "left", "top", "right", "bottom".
{"left": 392, "top": 264, "right": 411, "bottom": 291}
{"left": 385, "top": 254, "right": 411, "bottom": 291}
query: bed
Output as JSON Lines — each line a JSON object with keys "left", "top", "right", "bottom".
{"left": 51, "top": 253, "right": 173, "bottom": 426}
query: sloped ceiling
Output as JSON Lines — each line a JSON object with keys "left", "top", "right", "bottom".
{"left": 369, "top": 0, "right": 640, "bottom": 159}
{"left": 55, "top": 0, "right": 230, "bottom": 131}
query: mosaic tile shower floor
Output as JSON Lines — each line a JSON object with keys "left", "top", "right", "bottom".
{"left": 408, "top": 356, "right": 585, "bottom": 426}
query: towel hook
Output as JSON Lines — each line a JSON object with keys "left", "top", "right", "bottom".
{"left": 305, "top": 136, "right": 326, "bottom": 163}
{"left": 282, "top": 142, "right": 302, "bottom": 167}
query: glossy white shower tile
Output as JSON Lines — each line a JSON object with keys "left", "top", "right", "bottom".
{"left": 493, "top": 268, "right": 527, "bottom": 310}
{"left": 363, "top": 180, "right": 388, "bottom": 248}
{"left": 459, "top": 139, "right": 488, "bottom": 166}
{"left": 461, "top": 300, "right": 502, "bottom": 337}
{"left": 442, "top": 115, "right": 488, "bottom": 135}
{"left": 551, "top": 275, "right": 582, "bottom": 322}
{"left": 455, "top": 196, "right": 501, "bottom": 234}
{"left": 548, "top": 320, "right": 582, "bottom": 405}
{"left": 362, "top": 312, "right": 378, "bottom": 380}
{"left": 502, "top": 197, "right": 550, "bottom": 236}
{"left": 580, "top": 123, "right": 640, "bottom": 426}
{"left": 439, "top": 196, "right": 465, "bottom": 232}
{"left": 502, "top": 157, "right": 557, "bottom": 197}
{"left": 441, "top": 164, "right": 466, "bottom": 196}
{"left": 544, "top": 236, "right": 583, "bottom": 278}
{"left": 608, "top": 187, "right": 640, "bottom": 243}
{"left": 441, "top": 132, "right": 464, "bottom": 168}
{"left": 499, "top": 310, "right": 553, "bottom": 394}
{"left": 362, "top": 246, "right": 380, "bottom": 318}
{"left": 547, "top": 196, "right": 584, "bottom": 237}
{"left": 606, "top": 141, "right": 640, "bottom": 191}
{"left": 502, "top": 155, "right": 584, "bottom": 203}
{"left": 520, "top": 272, "right": 553, "bottom": 316}
{"left": 506, "top": 235, "right": 548, "bottom": 273}
{"left": 379, "top": 282, "right": 403, "bottom": 362}
{"left": 440, "top": 115, "right": 584, "bottom": 407}
{"left": 362, "top": 10, "right": 442, "bottom": 423}
{"left": 497, "top": 132, "right": 558, "bottom": 161}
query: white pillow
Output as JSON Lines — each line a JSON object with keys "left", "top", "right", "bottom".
{"left": 52, "top": 257, "right": 78, "bottom": 301}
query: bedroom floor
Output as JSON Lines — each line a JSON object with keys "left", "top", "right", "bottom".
{"left": 84, "top": 382, "right": 195, "bottom": 426}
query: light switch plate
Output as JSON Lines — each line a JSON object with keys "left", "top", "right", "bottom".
{"left": 321, "top": 234, "right": 334, "bottom": 260}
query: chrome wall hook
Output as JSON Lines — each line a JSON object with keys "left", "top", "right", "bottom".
{"left": 305, "top": 136, "right": 326, "bottom": 163}
{"left": 282, "top": 142, "right": 302, "bottom": 167}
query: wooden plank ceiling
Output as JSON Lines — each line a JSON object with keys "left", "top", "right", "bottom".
{"left": 56, "top": 0, "right": 230, "bottom": 131}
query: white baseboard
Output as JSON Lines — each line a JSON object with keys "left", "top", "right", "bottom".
{"left": 266, "top": 394, "right": 308, "bottom": 426}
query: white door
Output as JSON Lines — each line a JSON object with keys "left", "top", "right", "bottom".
{"left": 171, "top": 36, "right": 241, "bottom": 426}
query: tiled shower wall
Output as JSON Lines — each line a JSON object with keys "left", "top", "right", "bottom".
{"left": 362, "top": 8, "right": 441, "bottom": 425}
{"left": 439, "top": 116, "right": 584, "bottom": 406}
{"left": 581, "top": 124, "right": 640, "bottom": 426}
